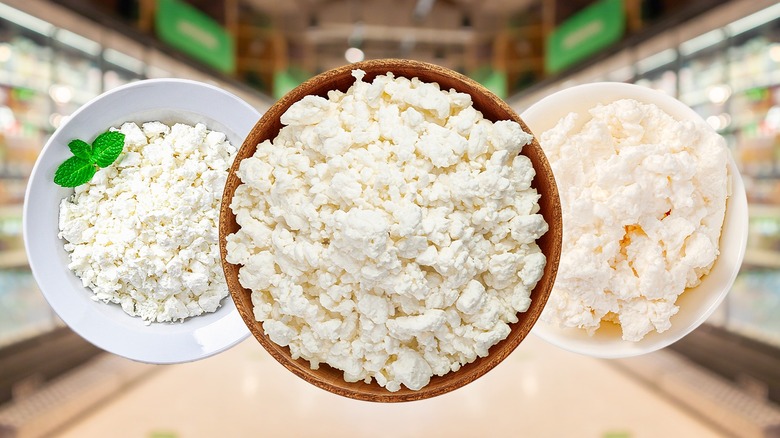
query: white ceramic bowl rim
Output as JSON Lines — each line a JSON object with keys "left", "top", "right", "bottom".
{"left": 23, "top": 78, "right": 257, "bottom": 364}
{"left": 523, "top": 82, "right": 749, "bottom": 359}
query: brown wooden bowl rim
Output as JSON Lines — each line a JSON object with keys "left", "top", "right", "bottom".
{"left": 219, "top": 58, "right": 562, "bottom": 402}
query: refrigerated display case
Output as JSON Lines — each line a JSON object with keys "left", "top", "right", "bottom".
{"left": 0, "top": 14, "right": 134, "bottom": 350}
{"left": 102, "top": 48, "right": 144, "bottom": 91}
{"left": 635, "top": 68, "right": 677, "bottom": 96}
{"left": 0, "top": 15, "right": 60, "bottom": 349}
{"left": 0, "top": 0, "right": 278, "bottom": 406}
{"left": 631, "top": 11, "right": 780, "bottom": 348}
{"left": 506, "top": 1, "right": 780, "bottom": 398}
{"left": 51, "top": 30, "right": 102, "bottom": 126}
{"left": 725, "top": 18, "right": 780, "bottom": 347}
{"left": 0, "top": 3, "right": 269, "bottom": 355}
{"left": 102, "top": 65, "right": 141, "bottom": 91}
{"left": 0, "top": 1, "right": 273, "bottom": 407}
{"left": 679, "top": 47, "right": 728, "bottom": 108}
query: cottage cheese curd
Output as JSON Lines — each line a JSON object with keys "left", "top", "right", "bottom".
{"left": 59, "top": 121, "right": 236, "bottom": 323}
{"left": 539, "top": 99, "right": 728, "bottom": 341}
{"left": 226, "top": 70, "right": 547, "bottom": 391}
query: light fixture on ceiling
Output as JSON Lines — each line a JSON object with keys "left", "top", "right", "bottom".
{"left": 346, "top": 19, "right": 365, "bottom": 63}
{"left": 103, "top": 48, "right": 144, "bottom": 75}
{"left": 727, "top": 2, "right": 780, "bottom": 37}
{"left": 54, "top": 29, "right": 101, "bottom": 57}
{"left": 49, "top": 113, "right": 63, "bottom": 129}
{"left": 345, "top": 47, "right": 365, "bottom": 63}
{"left": 413, "top": 0, "right": 435, "bottom": 21}
{"left": 49, "top": 84, "right": 73, "bottom": 104}
{"left": 348, "top": 21, "right": 364, "bottom": 48}
{"left": 707, "top": 84, "right": 732, "bottom": 105}
{"left": 770, "top": 44, "right": 780, "bottom": 63}
{"left": 679, "top": 29, "right": 725, "bottom": 57}
{"left": 0, "top": 3, "right": 54, "bottom": 36}
{"left": 0, "top": 44, "right": 10, "bottom": 63}
{"left": 0, "top": 106, "right": 16, "bottom": 131}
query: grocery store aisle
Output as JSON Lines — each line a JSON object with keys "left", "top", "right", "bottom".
{"left": 54, "top": 335, "right": 725, "bottom": 438}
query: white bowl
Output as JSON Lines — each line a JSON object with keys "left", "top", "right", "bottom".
{"left": 521, "top": 82, "right": 748, "bottom": 358}
{"left": 23, "top": 79, "right": 258, "bottom": 364}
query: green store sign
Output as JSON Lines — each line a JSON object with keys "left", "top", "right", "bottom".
{"left": 156, "top": 0, "right": 235, "bottom": 73}
{"left": 545, "top": 0, "right": 625, "bottom": 73}
{"left": 469, "top": 67, "right": 507, "bottom": 100}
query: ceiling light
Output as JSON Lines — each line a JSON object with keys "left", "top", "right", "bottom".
{"left": 0, "top": 44, "right": 10, "bottom": 63}
{"left": 727, "top": 3, "right": 780, "bottom": 36}
{"left": 49, "top": 113, "right": 63, "bottom": 128}
{"left": 718, "top": 113, "right": 731, "bottom": 130}
{"left": 348, "top": 21, "right": 364, "bottom": 48}
{"left": 679, "top": 29, "right": 725, "bottom": 57}
{"left": 707, "top": 84, "right": 731, "bottom": 104}
{"left": 770, "top": 44, "right": 780, "bottom": 63}
{"left": 55, "top": 29, "right": 101, "bottom": 56}
{"left": 636, "top": 49, "right": 676, "bottom": 74}
{"left": 413, "top": 0, "right": 435, "bottom": 20}
{"left": 0, "top": 106, "right": 16, "bottom": 131}
{"left": 706, "top": 113, "right": 731, "bottom": 131}
{"left": 0, "top": 3, "right": 54, "bottom": 36}
{"left": 766, "top": 106, "right": 780, "bottom": 130}
{"left": 345, "top": 47, "right": 365, "bottom": 63}
{"left": 103, "top": 49, "right": 144, "bottom": 75}
{"left": 706, "top": 115, "right": 722, "bottom": 130}
{"left": 608, "top": 65, "right": 635, "bottom": 82}
{"left": 49, "top": 84, "right": 73, "bottom": 104}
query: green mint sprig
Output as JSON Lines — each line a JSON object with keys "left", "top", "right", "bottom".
{"left": 54, "top": 131, "right": 125, "bottom": 187}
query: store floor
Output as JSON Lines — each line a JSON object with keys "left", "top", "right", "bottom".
{"left": 51, "top": 335, "right": 726, "bottom": 438}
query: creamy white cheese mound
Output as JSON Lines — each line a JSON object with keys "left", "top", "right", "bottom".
{"left": 59, "top": 121, "right": 236, "bottom": 323}
{"left": 226, "top": 70, "right": 548, "bottom": 392}
{"left": 539, "top": 99, "right": 728, "bottom": 341}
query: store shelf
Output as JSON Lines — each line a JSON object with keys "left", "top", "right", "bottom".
{"left": 0, "top": 204, "right": 23, "bottom": 218}
{"left": 742, "top": 248, "right": 780, "bottom": 269}
{"left": 726, "top": 322, "right": 780, "bottom": 349}
{"left": 732, "top": 79, "right": 780, "bottom": 97}
{"left": 0, "top": 172, "right": 29, "bottom": 181}
{"left": 749, "top": 203, "right": 780, "bottom": 217}
{"left": 0, "top": 248, "right": 28, "bottom": 269}
{"left": 679, "top": 90, "right": 711, "bottom": 108}
{"left": 741, "top": 171, "right": 780, "bottom": 180}
{"left": 0, "top": 71, "right": 48, "bottom": 95}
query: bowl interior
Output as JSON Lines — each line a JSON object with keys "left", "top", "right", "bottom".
{"left": 24, "top": 79, "right": 257, "bottom": 364}
{"left": 220, "top": 59, "right": 562, "bottom": 401}
{"left": 521, "top": 82, "right": 748, "bottom": 358}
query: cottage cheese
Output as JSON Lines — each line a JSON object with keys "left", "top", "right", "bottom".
{"left": 226, "top": 70, "right": 547, "bottom": 391}
{"left": 539, "top": 99, "right": 728, "bottom": 341}
{"left": 59, "top": 121, "right": 236, "bottom": 323}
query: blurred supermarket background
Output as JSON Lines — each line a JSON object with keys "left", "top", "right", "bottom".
{"left": 1, "top": 0, "right": 780, "bottom": 436}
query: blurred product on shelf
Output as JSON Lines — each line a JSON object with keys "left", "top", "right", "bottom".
{"left": 0, "top": 269, "right": 54, "bottom": 349}
{"left": 0, "top": 2, "right": 270, "bottom": 358}
{"left": 509, "top": 0, "right": 780, "bottom": 362}
{"left": 729, "top": 270, "right": 780, "bottom": 347}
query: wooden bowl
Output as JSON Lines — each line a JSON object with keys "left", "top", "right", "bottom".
{"left": 219, "top": 59, "right": 562, "bottom": 402}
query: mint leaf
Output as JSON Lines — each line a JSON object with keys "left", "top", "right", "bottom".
{"left": 68, "top": 139, "right": 92, "bottom": 161}
{"left": 54, "top": 130, "right": 125, "bottom": 187}
{"left": 92, "top": 131, "right": 125, "bottom": 168}
{"left": 54, "top": 156, "right": 97, "bottom": 187}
